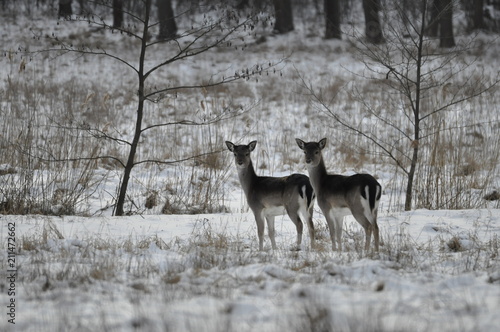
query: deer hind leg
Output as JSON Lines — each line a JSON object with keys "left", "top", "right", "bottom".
{"left": 373, "top": 210, "right": 380, "bottom": 252}
{"left": 305, "top": 209, "right": 315, "bottom": 250}
{"left": 286, "top": 208, "right": 303, "bottom": 250}
{"left": 364, "top": 224, "right": 372, "bottom": 252}
{"left": 351, "top": 209, "right": 374, "bottom": 252}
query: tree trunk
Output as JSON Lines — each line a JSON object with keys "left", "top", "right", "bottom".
{"left": 59, "top": 0, "right": 72, "bottom": 18}
{"left": 113, "top": 0, "right": 123, "bottom": 28}
{"left": 114, "top": 0, "right": 151, "bottom": 216}
{"left": 362, "top": 0, "right": 384, "bottom": 44}
{"left": 405, "top": 1, "right": 427, "bottom": 211}
{"left": 157, "top": 0, "right": 177, "bottom": 41}
{"left": 439, "top": 0, "right": 455, "bottom": 48}
{"left": 427, "top": 0, "right": 440, "bottom": 37}
{"left": 273, "top": 0, "right": 294, "bottom": 34}
{"left": 473, "top": 0, "right": 484, "bottom": 30}
{"left": 324, "top": 0, "right": 341, "bottom": 39}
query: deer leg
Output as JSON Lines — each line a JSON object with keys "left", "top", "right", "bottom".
{"left": 364, "top": 224, "right": 372, "bottom": 252}
{"left": 266, "top": 215, "right": 277, "bottom": 250}
{"left": 306, "top": 213, "right": 315, "bottom": 250}
{"left": 299, "top": 205, "right": 315, "bottom": 250}
{"left": 333, "top": 215, "right": 343, "bottom": 252}
{"left": 373, "top": 222, "right": 380, "bottom": 252}
{"left": 287, "top": 209, "right": 303, "bottom": 250}
{"left": 254, "top": 211, "right": 266, "bottom": 251}
{"left": 324, "top": 210, "right": 338, "bottom": 251}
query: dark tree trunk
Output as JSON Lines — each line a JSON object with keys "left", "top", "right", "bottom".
{"left": 362, "top": 0, "right": 384, "bottom": 44}
{"left": 59, "top": 0, "right": 72, "bottom": 18}
{"left": 473, "top": 0, "right": 484, "bottom": 30}
{"left": 324, "top": 0, "right": 341, "bottom": 39}
{"left": 115, "top": 0, "right": 152, "bottom": 216}
{"left": 428, "top": 0, "right": 455, "bottom": 47}
{"left": 405, "top": 2, "right": 428, "bottom": 211}
{"left": 273, "top": 0, "right": 294, "bottom": 34}
{"left": 78, "top": 0, "right": 85, "bottom": 15}
{"left": 113, "top": 0, "right": 123, "bottom": 28}
{"left": 237, "top": 0, "right": 265, "bottom": 10}
{"left": 427, "top": 0, "right": 440, "bottom": 37}
{"left": 236, "top": 0, "right": 249, "bottom": 10}
{"left": 157, "top": 0, "right": 177, "bottom": 41}
{"left": 439, "top": 0, "right": 455, "bottom": 48}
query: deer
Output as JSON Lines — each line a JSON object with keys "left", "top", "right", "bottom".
{"left": 226, "top": 140, "right": 315, "bottom": 251}
{"left": 295, "top": 138, "right": 381, "bottom": 252}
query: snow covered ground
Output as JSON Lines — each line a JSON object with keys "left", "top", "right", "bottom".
{"left": 2, "top": 208, "right": 500, "bottom": 331}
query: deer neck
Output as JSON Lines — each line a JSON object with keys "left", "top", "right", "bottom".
{"left": 307, "top": 157, "right": 328, "bottom": 192}
{"left": 237, "top": 161, "right": 258, "bottom": 195}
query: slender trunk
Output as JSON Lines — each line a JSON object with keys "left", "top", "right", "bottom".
{"left": 405, "top": 132, "right": 419, "bottom": 211}
{"left": 405, "top": 1, "right": 427, "bottom": 211}
{"left": 115, "top": 0, "right": 151, "bottom": 216}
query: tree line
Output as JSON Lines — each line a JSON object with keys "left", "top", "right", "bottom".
{"left": 49, "top": 0, "right": 500, "bottom": 48}
{"left": 1, "top": 1, "right": 497, "bottom": 46}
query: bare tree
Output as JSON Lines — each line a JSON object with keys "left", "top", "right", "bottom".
{"left": 439, "top": 0, "right": 455, "bottom": 48}
{"left": 472, "top": 0, "right": 484, "bottom": 30}
{"left": 428, "top": 0, "right": 456, "bottom": 48}
{"left": 273, "top": 0, "right": 294, "bottom": 34}
{"left": 303, "top": 0, "right": 498, "bottom": 210}
{"left": 113, "top": 0, "right": 123, "bottom": 28}
{"left": 35, "top": 0, "right": 281, "bottom": 216}
{"left": 362, "top": 0, "right": 384, "bottom": 44}
{"left": 157, "top": 0, "right": 177, "bottom": 41}
{"left": 463, "top": 0, "right": 485, "bottom": 31}
{"left": 59, "top": 0, "right": 72, "bottom": 18}
{"left": 324, "top": 0, "right": 341, "bottom": 39}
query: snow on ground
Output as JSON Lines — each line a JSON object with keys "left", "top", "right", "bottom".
{"left": 1, "top": 208, "right": 499, "bottom": 331}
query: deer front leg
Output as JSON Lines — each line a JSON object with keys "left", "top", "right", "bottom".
{"left": 333, "top": 214, "right": 343, "bottom": 252}
{"left": 254, "top": 211, "right": 266, "bottom": 251}
{"left": 266, "top": 215, "right": 277, "bottom": 250}
{"left": 324, "top": 211, "right": 338, "bottom": 251}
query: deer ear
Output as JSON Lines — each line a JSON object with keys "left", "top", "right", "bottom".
{"left": 225, "top": 141, "right": 235, "bottom": 152}
{"left": 318, "top": 138, "right": 327, "bottom": 150}
{"left": 248, "top": 141, "right": 257, "bottom": 151}
{"left": 295, "top": 138, "right": 306, "bottom": 150}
